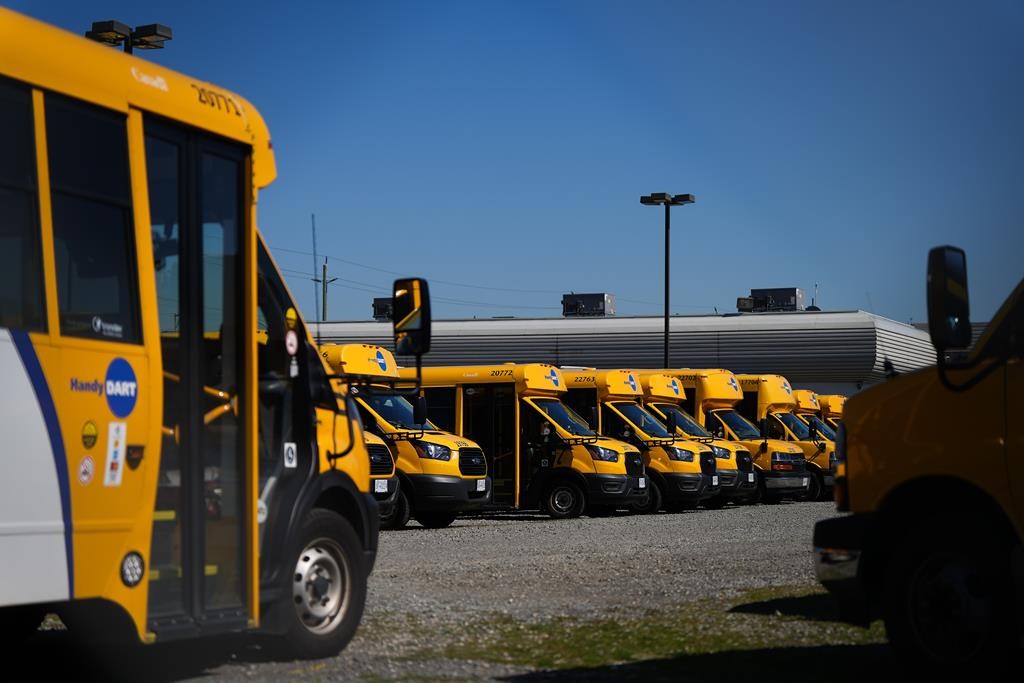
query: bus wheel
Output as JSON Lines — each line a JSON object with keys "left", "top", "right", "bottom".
{"left": 416, "top": 511, "right": 458, "bottom": 529}
{"left": 805, "top": 470, "right": 823, "bottom": 501}
{"left": 632, "top": 478, "right": 662, "bottom": 514}
{"left": 543, "top": 481, "right": 584, "bottom": 519}
{"left": 381, "top": 488, "right": 410, "bottom": 530}
{"left": 884, "top": 521, "right": 1012, "bottom": 672}
{"left": 282, "top": 509, "right": 366, "bottom": 659}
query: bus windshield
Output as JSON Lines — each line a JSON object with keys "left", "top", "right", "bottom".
{"left": 718, "top": 410, "right": 762, "bottom": 440}
{"left": 802, "top": 414, "right": 836, "bottom": 441}
{"left": 531, "top": 398, "right": 595, "bottom": 437}
{"left": 614, "top": 402, "right": 671, "bottom": 438}
{"left": 776, "top": 411, "right": 811, "bottom": 440}
{"left": 365, "top": 391, "right": 437, "bottom": 431}
{"left": 652, "top": 403, "right": 711, "bottom": 438}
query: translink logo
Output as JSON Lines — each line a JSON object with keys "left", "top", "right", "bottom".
{"left": 376, "top": 350, "right": 387, "bottom": 371}
{"left": 671, "top": 379, "right": 680, "bottom": 395}
{"left": 627, "top": 374, "right": 637, "bottom": 391}
{"left": 728, "top": 376, "right": 738, "bottom": 392}
{"left": 548, "top": 368, "right": 559, "bottom": 387}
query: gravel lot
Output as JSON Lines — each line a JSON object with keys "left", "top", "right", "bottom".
{"left": 23, "top": 501, "right": 886, "bottom": 682}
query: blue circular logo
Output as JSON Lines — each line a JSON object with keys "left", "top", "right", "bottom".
{"left": 728, "top": 376, "right": 738, "bottom": 392}
{"left": 548, "top": 369, "right": 559, "bottom": 387}
{"left": 670, "top": 379, "right": 680, "bottom": 395}
{"left": 782, "top": 380, "right": 792, "bottom": 394}
{"left": 810, "top": 395, "right": 817, "bottom": 405}
{"left": 105, "top": 358, "right": 138, "bottom": 418}
{"left": 628, "top": 374, "right": 637, "bottom": 391}
{"left": 376, "top": 350, "right": 388, "bottom": 371}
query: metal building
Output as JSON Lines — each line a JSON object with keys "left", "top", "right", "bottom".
{"left": 315, "top": 310, "right": 936, "bottom": 395}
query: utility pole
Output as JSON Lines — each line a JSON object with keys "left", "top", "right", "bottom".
{"left": 321, "top": 258, "right": 337, "bottom": 321}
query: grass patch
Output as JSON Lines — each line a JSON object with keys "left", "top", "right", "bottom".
{"left": 422, "top": 585, "right": 886, "bottom": 676}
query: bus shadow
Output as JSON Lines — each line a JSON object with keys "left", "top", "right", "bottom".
{"left": 727, "top": 591, "right": 843, "bottom": 622}
{"left": 12, "top": 629, "right": 278, "bottom": 682}
{"left": 497, "top": 643, "right": 898, "bottom": 683}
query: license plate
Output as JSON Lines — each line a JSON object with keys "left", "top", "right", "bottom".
{"left": 374, "top": 480, "right": 387, "bottom": 493}
{"left": 476, "top": 479, "right": 486, "bottom": 492}
{"left": 712, "top": 475, "right": 719, "bottom": 486}
{"left": 802, "top": 477, "right": 809, "bottom": 486}
{"left": 747, "top": 473, "right": 755, "bottom": 483}
{"left": 638, "top": 477, "right": 646, "bottom": 489}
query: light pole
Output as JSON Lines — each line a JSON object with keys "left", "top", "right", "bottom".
{"left": 640, "top": 192, "right": 695, "bottom": 368}
{"left": 85, "top": 21, "right": 172, "bottom": 54}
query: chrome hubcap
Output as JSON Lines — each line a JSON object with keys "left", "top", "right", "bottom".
{"left": 292, "top": 540, "right": 349, "bottom": 634}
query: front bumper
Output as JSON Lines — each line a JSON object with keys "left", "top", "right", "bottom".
{"left": 763, "top": 470, "right": 810, "bottom": 496}
{"left": 717, "top": 468, "right": 758, "bottom": 498}
{"left": 582, "top": 473, "right": 648, "bottom": 507}
{"left": 660, "top": 472, "right": 720, "bottom": 502}
{"left": 372, "top": 476, "right": 399, "bottom": 518}
{"left": 407, "top": 474, "right": 492, "bottom": 513}
{"left": 813, "top": 513, "right": 873, "bottom": 624}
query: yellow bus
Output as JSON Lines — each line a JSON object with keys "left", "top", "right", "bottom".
{"left": 404, "top": 364, "right": 647, "bottom": 518}
{"left": 815, "top": 246, "right": 1023, "bottom": 669}
{"left": 668, "top": 369, "right": 807, "bottom": 503}
{"left": 736, "top": 375, "right": 835, "bottom": 501}
{"left": 817, "top": 394, "right": 846, "bottom": 429}
{"left": 0, "top": 8, "right": 431, "bottom": 659}
{"left": 363, "top": 431, "right": 399, "bottom": 522}
{"left": 322, "top": 344, "right": 491, "bottom": 529}
{"left": 637, "top": 373, "right": 757, "bottom": 508}
{"left": 561, "top": 369, "right": 719, "bottom": 513}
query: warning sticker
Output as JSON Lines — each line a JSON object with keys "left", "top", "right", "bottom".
{"left": 104, "top": 422, "right": 127, "bottom": 487}
{"left": 79, "top": 456, "right": 95, "bottom": 485}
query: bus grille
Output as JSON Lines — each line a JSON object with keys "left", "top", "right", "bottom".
{"left": 625, "top": 452, "right": 644, "bottom": 477}
{"left": 735, "top": 450, "right": 753, "bottom": 472}
{"left": 458, "top": 448, "right": 487, "bottom": 476}
{"left": 700, "top": 452, "right": 717, "bottom": 475}
{"left": 718, "top": 471, "right": 737, "bottom": 487}
{"left": 367, "top": 444, "right": 394, "bottom": 476}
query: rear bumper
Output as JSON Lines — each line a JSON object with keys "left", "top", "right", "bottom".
{"left": 660, "top": 472, "right": 720, "bottom": 502}
{"left": 582, "top": 473, "right": 648, "bottom": 507}
{"left": 407, "top": 474, "right": 492, "bottom": 513}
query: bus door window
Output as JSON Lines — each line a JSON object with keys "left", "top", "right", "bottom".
{"left": 767, "top": 415, "right": 788, "bottom": 441}
{"left": 601, "top": 405, "right": 637, "bottom": 448}
{"left": 705, "top": 412, "right": 728, "bottom": 440}
{"left": 520, "top": 402, "right": 555, "bottom": 476}
{"left": 0, "top": 78, "right": 45, "bottom": 332}
{"left": 423, "top": 387, "right": 455, "bottom": 432}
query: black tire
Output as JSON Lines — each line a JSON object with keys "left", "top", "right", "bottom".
{"left": 631, "top": 478, "right": 662, "bottom": 514}
{"left": 542, "top": 480, "right": 585, "bottom": 519}
{"left": 805, "top": 470, "right": 823, "bottom": 502}
{"left": 415, "top": 511, "right": 458, "bottom": 529}
{"left": 381, "top": 487, "right": 411, "bottom": 530}
{"left": 279, "top": 509, "right": 367, "bottom": 660}
{"left": 883, "top": 520, "right": 1013, "bottom": 673}
{"left": 702, "top": 495, "right": 727, "bottom": 510}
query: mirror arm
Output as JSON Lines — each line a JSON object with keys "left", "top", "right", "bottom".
{"left": 327, "top": 397, "right": 357, "bottom": 465}
{"left": 935, "top": 350, "right": 1003, "bottom": 393}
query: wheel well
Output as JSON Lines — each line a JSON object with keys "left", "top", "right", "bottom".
{"left": 313, "top": 486, "right": 369, "bottom": 552}
{"left": 860, "top": 476, "right": 1017, "bottom": 619}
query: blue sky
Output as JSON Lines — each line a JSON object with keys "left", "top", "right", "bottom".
{"left": 14, "top": 1, "right": 1024, "bottom": 324}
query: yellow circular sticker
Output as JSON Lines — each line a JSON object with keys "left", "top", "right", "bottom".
{"left": 82, "top": 421, "right": 98, "bottom": 449}
{"left": 285, "top": 307, "right": 298, "bottom": 330}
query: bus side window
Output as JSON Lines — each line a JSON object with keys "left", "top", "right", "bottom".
{"left": 423, "top": 387, "right": 455, "bottom": 432}
{"left": 0, "top": 78, "right": 45, "bottom": 332}
{"left": 47, "top": 93, "right": 140, "bottom": 343}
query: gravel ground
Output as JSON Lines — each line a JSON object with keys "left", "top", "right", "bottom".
{"left": 21, "top": 501, "right": 853, "bottom": 682}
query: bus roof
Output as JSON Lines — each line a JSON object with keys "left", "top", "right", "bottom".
{"left": 562, "top": 369, "right": 643, "bottom": 399}
{"left": 638, "top": 373, "right": 687, "bottom": 402}
{"left": 401, "top": 364, "right": 566, "bottom": 396}
{"left": 818, "top": 394, "right": 846, "bottom": 417}
{"left": 0, "top": 8, "right": 276, "bottom": 189}
{"left": 736, "top": 374, "right": 797, "bottom": 413}
{"left": 320, "top": 344, "right": 399, "bottom": 380}
{"left": 792, "top": 389, "right": 821, "bottom": 415}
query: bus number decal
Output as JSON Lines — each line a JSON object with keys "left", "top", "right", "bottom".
{"left": 191, "top": 84, "right": 242, "bottom": 117}
{"left": 573, "top": 376, "right": 596, "bottom": 383}
{"left": 489, "top": 370, "right": 513, "bottom": 377}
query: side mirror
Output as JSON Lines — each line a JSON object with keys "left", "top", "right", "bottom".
{"left": 808, "top": 422, "right": 818, "bottom": 443}
{"left": 413, "top": 395, "right": 428, "bottom": 426}
{"left": 759, "top": 418, "right": 767, "bottom": 439}
{"left": 927, "top": 246, "right": 971, "bottom": 352}
{"left": 393, "top": 278, "right": 432, "bottom": 356}
{"left": 589, "top": 407, "right": 599, "bottom": 430}
{"left": 361, "top": 408, "right": 378, "bottom": 434}
{"left": 665, "top": 411, "right": 678, "bottom": 434}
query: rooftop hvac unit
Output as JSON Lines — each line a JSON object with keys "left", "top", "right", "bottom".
{"left": 736, "top": 297, "right": 755, "bottom": 312}
{"left": 562, "top": 292, "right": 616, "bottom": 317}
{"left": 372, "top": 297, "right": 393, "bottom": 322}
{"left": 739, "top": 287, "right": 806, "bottom": 312}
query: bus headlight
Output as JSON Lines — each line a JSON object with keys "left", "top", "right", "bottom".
{"left": 413, "top": 441, "right": 451, "bottom": 461}
{"left": 666, "top": 447, "right": 695, "bottom": 462}
{"left": 711, "top": 445, "right": 730, "bottom": 460}
{"left": 585, "top": 445, "right": 619, "bottom": 462}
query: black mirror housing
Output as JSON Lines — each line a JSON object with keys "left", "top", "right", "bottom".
{"left": 393, "top": 278, "right": 432, "bottom": 356}
{"left": 413, "top": 395, "right": 428, "bottom": 427}
{"left": 927, "top": 246, "right": 972, "bottom": 352}
{"left": 666, "top": 411, "right": 678, "bottom": 434}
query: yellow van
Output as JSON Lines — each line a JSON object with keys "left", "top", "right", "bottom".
{"left": 737, "top": 375, "right": 835, "bottom": 501}
{"left": 561, "top": 369, "right": 718, "bottom": 513}
{"left": 637, "top": 373, "right": 756, "bottom": 507}
{"left": 669, "top": 369, "right": 807, "bottom": 503}
{"left": 814, "top": 246, "right": 1023, "bottom": 669}
{"left": 817, "top": 394, "right": 846, "bottom": 429}
{"left": 322, "top": 345, "right": 490, "bottom": 529}
{"left": 405, "top": 364, "right": 647, "bottom": 518}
